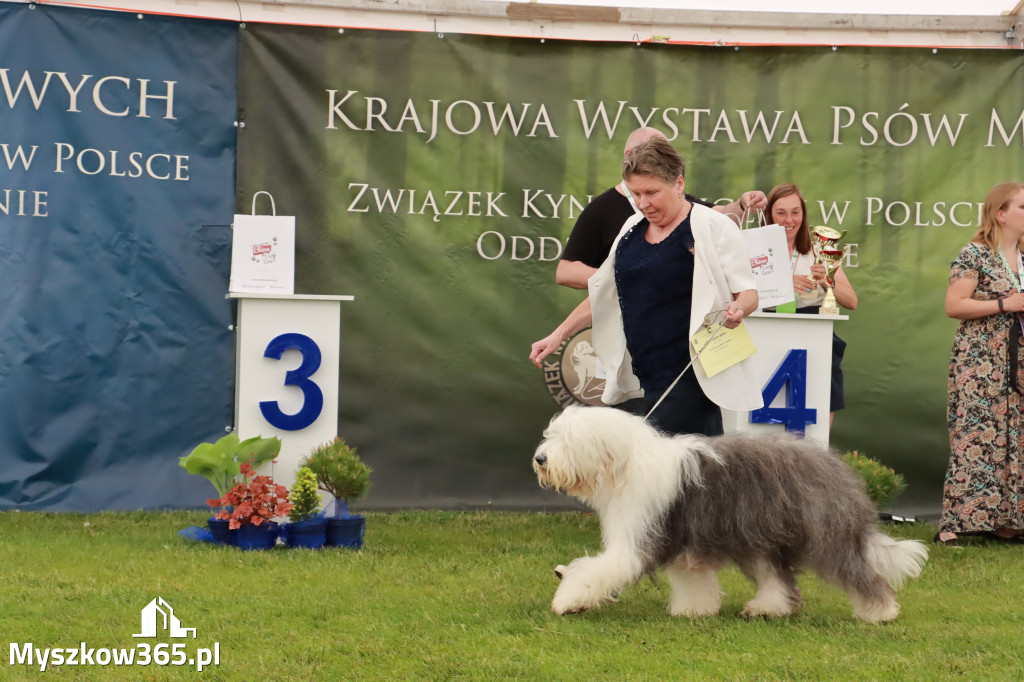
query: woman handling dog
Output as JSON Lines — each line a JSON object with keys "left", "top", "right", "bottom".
{"left": 763, "top": 183, "right": 857, "bottom": 426}
{"left": 938, "top": 181, "right": 1024, "bottom": 546}
{"left": 529, "top": 137, "right": 762, "bottom": 435}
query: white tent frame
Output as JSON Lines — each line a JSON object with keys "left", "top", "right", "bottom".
{"left": 18, "top": 0, "right": 1024, "bottom": 48}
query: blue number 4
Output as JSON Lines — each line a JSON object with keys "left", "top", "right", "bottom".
{"left": 259, "top": 333, "right": 324, "bottom": 431}
{"left": 749, "top": 349, "right": 816, "bottom": 434}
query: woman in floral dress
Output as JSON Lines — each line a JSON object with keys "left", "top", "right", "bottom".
{"left": 938, "top": 182, "right": 1024, "bottom": 546}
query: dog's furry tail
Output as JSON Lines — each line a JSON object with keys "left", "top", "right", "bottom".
{"left": 864, "top": 532, "right": 929, "bottom": 589}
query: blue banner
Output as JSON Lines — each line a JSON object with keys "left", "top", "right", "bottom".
{"left": 0, "top": 4, "right": 238, "bottom": 510}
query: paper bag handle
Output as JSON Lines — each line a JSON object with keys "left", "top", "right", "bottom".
{"left": 739, "top": 205, "right": 766, "bottom": 229}
{"left": 251, "top": 191, "right": 277, "bottom": 216}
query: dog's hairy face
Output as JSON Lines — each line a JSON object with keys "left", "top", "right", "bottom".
{"left": 532, "top": 407, "right": 626, "bottom": 499}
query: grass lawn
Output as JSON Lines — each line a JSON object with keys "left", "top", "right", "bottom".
{"left": 1, "top": 510, "right": 1021, "bottom": 681}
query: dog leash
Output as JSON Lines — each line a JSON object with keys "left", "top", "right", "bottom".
{"left": 644, "top": 312, "right": 730, "bottom": 421}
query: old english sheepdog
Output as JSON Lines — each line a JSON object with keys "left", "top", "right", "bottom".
{"left": 532, "top": 406, "right": 928, "bottom": 623}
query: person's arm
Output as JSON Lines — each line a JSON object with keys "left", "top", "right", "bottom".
{"left": 707, "top": 208, "right": 759, "bottom": 322}
{"left": 810, "top": 263, "right": 858, "bottom": 310}
{"left": 722, "top": 289, "right": 759, "bottom": 329}
{"left": 529, "top": 297, "right": 593, "bottom": 367}
{"left": 558, "top": 190, "right": 622, "bottom": 289}
{"left": 829, "top": 267, "right": 858, "bottom": 310}
{"left": 555, "top": 260, "right": 597, "bottom": 289}
{"left": 946, "top": 274, "right": 1024, "bottom": 320}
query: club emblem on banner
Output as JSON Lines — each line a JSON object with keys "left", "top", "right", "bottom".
{"left": 540, "top": 328, "right": 606, "bottom": 408}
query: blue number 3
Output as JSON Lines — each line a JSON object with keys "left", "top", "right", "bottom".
{"left": 259, "top": 333, "right": 324, "bottom": 431}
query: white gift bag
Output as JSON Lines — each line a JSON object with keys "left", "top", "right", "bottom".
{"left": 739, "top": 208, "right": 793, "bottom": 309}
{"left": 229, "top": 191, "right": 295, "bottom": 294}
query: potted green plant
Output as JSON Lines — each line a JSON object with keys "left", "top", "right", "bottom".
{"left": 841, "top": 450, "right": 908, "bottom": 510}
{"left": 179, "top": 432, "right": 282, "bottom": 544}
{"left": 302, "top": 438, "right": 371, "bottom": 548}
{"left": 281, "top": 466, "right": 327, "bottom": 549}
{"left": 208, "top": 462, "right": 292, "bottom": 550}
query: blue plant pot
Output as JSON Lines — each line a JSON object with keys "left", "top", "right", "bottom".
{"left": 206, "top": 516, "right": 236, "bottom": 546}
{"left": 282, "top": 517, "right": 327, "bottom": 549}
{"left": 235, "top": 522, "right": 279, "bottom": 551}
{"left": 326, "top": 515, "right": 365, "bottom": 549}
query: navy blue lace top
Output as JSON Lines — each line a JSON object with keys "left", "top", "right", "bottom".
{"left": 613, "top": 216, "right": 697, "bottom": 395}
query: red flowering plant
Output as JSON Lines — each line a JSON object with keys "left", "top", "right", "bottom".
{"left": 208, "top": 462, "right": 293, "bottom": 530}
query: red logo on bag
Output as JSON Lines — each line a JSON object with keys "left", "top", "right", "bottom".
{"left": 750, "top": 255, "right": 769, "bottom": 269}
{"left": 252, "top": 243, "right": 273, "bottom": 256}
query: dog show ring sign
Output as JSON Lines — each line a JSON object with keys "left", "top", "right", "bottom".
{"left": 231, "top": 292, "right": 354, "bottom": 492}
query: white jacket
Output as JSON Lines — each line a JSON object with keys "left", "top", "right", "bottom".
{"left": 588, "top": 203, "right": 764, "bottom": 411}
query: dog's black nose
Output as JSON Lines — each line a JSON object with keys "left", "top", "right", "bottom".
{"left": 534, "top": 454, "right": 547, "bottom": 466}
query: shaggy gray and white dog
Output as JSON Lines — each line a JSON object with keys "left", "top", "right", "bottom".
{"left": 532, "top": 406, "right": 928, "bottom": 623}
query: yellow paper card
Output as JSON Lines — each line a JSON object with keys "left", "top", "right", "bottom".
{"left": 690, "top": 321, "right": 757, "bottom": 378}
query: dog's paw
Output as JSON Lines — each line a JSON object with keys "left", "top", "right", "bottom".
{"left": 551, "top": 584, "right": 595, "bottom": 615}
{"left": 668, "top": 592, "right": 721, "bottom": 617}
{"left": 554, "top": 564, "right": 569, "bottom": 580}
{"left": 740, "top": 603, "right": 791, "bottom": 619}
{"left": 551, "top": 587, "right": 618, "bottom": 614}
{"left": 740, "top": 591, "right": 801, "bottom": 619}
{"left": 669, "top": 604, "right": 720, "bottom": 618}
{"left": 551, "top": 600, "right": 589, "bottom": 616}
{"left": 852, "top": 598, "right": 900, "bottom": 624}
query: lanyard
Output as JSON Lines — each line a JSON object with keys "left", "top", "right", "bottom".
{"left": 621, "top": 181, "right": 641, "bottom": 215}
{"left": 998, "top": 247, "right": 1024, "bottom": 292}
{"left": 998, "top": 247, "right": 1024, "bottom": 387}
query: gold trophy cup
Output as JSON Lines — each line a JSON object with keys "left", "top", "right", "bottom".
{"left": 810, "top": 226, "right": 846, "bottom": 316}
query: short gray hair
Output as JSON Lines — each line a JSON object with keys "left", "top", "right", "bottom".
{"left": 622, "top": 136, "right": 685, "bottom": 186}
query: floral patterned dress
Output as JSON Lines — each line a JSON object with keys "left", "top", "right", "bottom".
{"left": 941, "top": 242, "right": 1024, "bottom": 534}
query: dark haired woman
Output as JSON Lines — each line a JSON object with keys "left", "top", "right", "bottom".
{"left": 764, "top": 183, "right": 858, "bottom": 425}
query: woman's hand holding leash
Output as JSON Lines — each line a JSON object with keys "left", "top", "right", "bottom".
{"left": 721, "top": 301, "right": 746, "bottom": 329}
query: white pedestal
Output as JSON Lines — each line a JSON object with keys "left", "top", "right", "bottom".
{"left": 721, "top": 311, "right": 846, "bottom": 445}
{"left": 230, "top": 293, "right": 354, "bottom": 491}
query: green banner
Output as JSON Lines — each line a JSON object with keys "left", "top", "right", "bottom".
{"left": 237, "top": 25, "right": 1024, "bottom": 514}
